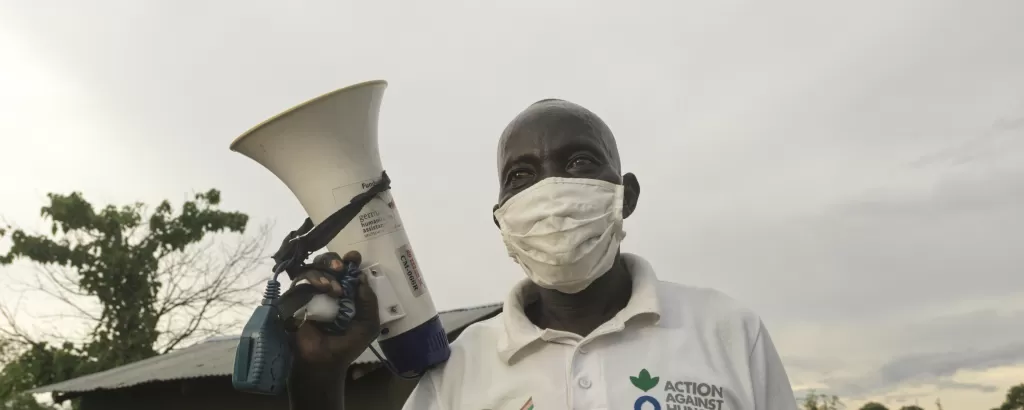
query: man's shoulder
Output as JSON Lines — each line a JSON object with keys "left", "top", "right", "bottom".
{"left": 626, "top": 253, "right": 760, "bottom": 326}
{"left": 455, "top": 311, "right": 504, "bottom": 337}
{"left": 659, "top": 280, "right": 755, "bottom": 313}
{"left": 417, "top": 312, "right": 504, "bottom": 384}
{"left": 655, "top": 279, "right": 762, "bottom": 337}
{"left": 445, "top": 311, "right": 505, "bottom": 354}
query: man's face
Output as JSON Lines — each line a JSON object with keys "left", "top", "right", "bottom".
{"left": 494, "top": 100, "right": 639, "bottom": 216}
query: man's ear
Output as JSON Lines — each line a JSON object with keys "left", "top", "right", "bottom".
{"left": 492, "top": 204, "right": 501, "bottom": 229}
{"left": 622, "top": 172, "right": 640, "bottom": 219}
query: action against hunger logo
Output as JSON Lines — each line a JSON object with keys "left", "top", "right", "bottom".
{"left": 630, "top": 369, "right": 728, "bottom": 410}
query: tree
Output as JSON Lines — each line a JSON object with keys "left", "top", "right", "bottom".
{"left": 0, "top": 393, "right": 52, "bottom": 410}
{"left": 803, "top": 390, "right": 844, "bottom": 410}
{"left": 899, "top": 406, "right": 924, "bottom": 410}
{"left": 859, "top": 402, "right": 889, "bottom": 410}
{"left": 0, "top": 339, "right": 68, "bottom": 410}
{"left": 0, "top": 190, "right": 270, "bottom": 408}
{"left": 993, "top": 384, "right": 1024, "bottom": 410}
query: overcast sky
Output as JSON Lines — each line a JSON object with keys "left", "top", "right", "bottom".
{"left": 1, "top": 0, "right": 1023, "bottom": 408}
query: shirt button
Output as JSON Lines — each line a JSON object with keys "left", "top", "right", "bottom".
{"left": 578, "top": 377, "right": 592, "bottom": 389}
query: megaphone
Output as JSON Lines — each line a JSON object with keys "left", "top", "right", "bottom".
{"left": 230, "top": 80, "right": 451, "bottom": 382}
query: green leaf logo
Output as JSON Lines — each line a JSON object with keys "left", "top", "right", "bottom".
{"left": 630, "top": 368, "right": 660, "bottom": 392}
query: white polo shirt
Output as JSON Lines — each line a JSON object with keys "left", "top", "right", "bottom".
{"left": 402, "top": 253, "right": 796, "bottom": 410}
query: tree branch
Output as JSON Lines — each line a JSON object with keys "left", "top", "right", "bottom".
{"left": 153, "top": 221, "right": 272, "bottom": 353}
{"left": 0, "top": 302, "right": 39, "bottom": 347}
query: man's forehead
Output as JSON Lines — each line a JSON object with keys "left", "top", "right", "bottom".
{"left": 496, "top": 99, "right": 619, "bottom": 170}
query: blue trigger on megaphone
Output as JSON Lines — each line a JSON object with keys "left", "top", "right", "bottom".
{"left": 229, "top": 80, "right": 452, "bottom": 386}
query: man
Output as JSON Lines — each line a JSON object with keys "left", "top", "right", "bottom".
{"left": 286, "top": 99, "right": 797, "bottom": 410}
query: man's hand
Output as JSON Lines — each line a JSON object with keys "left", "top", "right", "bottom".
{"left": 286, "top": 251, "right": 379, "bottom": 410}
{"left": 289, "top": 250, "right": 380, "bottom": 374}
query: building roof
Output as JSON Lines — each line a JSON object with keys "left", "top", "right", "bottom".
{"left": 30, "top": 303, "right": 501, "bottom": 395}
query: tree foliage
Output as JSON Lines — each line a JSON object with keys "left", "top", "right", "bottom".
{"left": 818, "top": 383, "right": 1024, "bottom": 410}
{"left": 859, "top": 402, "right": 889, "bottom": 410}
{"left": 0, "top": 393, "right": 52, "bottom": 410}
{"left": 0, "top": 190, "right": 268, "bottom": 408}
{"left": 0, "top": 339, "right": 76, "bottom": 409}
{"left": 993, "top": 384, "right": 1024, "bottom": 410}
{"left": 803, "top": 390, "right": 844, "bottom": 410}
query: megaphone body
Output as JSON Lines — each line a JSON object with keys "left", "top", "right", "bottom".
{"left": 230, "top": 80, "right": 450, "bottom": 377}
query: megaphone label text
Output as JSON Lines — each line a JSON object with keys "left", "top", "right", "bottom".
{"left": 395, "top": 244, "right": 426, "bottom": 298}
{"left": 333, "top": 182, "right": 404, "bottom": 245}
{"left": 359, "top": 210, "right": 386, "bottom": 236}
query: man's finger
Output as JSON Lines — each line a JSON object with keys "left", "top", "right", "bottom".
{"left": 312, "top": 252, "right": 344, "bottom": 272}
{"left": 312, "top": 251, "right": 361, "bottom": 273}
{"left": 294, "top": 270, "right": 337, "bottom": 293}
{"left": 329, "top": 280, "right": 344, "bottom": 297}
{"left": 341, "top": 251, "right": 362, "bottom": 267}
{"left": 314, "top": 274, "right": 344, "bottom": 297}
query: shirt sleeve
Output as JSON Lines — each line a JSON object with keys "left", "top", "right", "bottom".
{"left": 748, "top": 321, "right": 798, "bottom": 410}
{"left": 401, "top": 374, "right": 445, "bottom": 410}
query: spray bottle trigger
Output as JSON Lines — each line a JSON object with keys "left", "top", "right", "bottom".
{"left": 360, "top": 263, "right": 406, "bottom": 325}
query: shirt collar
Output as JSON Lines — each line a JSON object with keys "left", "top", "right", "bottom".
{"left": 496, "top": 253, "right": 662, "bottom": 363}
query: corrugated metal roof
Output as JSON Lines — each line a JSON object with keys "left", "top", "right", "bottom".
{"left": 30, "top": 303, "right": 501, "bottom": 394}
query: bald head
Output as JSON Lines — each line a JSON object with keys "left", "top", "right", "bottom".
{"left": 493, "top": 98, "right": 641, "bottom": 218}
{"left": 496, "top": 99, "right": 621, "bottom": 179}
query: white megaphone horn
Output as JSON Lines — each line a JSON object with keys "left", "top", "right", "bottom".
{"left": 230, "top": 80, "right": 450, "bottom": 376}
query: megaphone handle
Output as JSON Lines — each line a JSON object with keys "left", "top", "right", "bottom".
{"left": 310, "top": 262, "right": 361, "bottom": 335}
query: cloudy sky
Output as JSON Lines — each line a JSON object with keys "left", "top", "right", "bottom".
{"left": 1, "top": 0, "right": 1022, "bottom": 408}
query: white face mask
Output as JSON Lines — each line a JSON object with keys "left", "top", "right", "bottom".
{"left": 493, "top": 177, "right": 627, "bottom": 294}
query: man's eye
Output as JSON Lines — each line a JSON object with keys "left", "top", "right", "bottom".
{"left": 568, "top": 157, "right": 595, "bottom": 170}
{"left": 506, "top": 170, "right": 533, "bottom": 187}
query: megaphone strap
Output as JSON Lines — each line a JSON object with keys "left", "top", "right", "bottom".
{"left": 271, "top": 219, "right": 314, "bottom": 279}
{"left": 271, "top": 171, "right": 392, "bottom": 280}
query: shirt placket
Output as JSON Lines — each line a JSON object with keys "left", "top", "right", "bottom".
{"left": 568, "top": 338, "right": 609, "bottom": 410}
